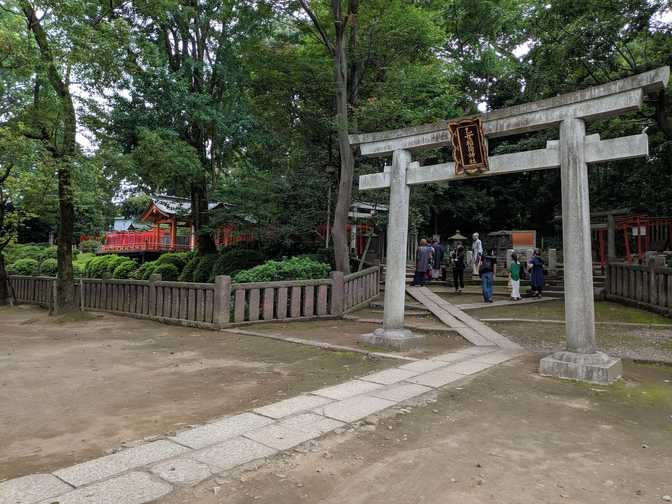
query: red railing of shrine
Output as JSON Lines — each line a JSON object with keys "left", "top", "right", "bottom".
{"left": 99, "top": 226, "right": 257, "bottom": 254}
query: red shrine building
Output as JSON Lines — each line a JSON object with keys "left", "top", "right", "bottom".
{"left": 100, "top": 196, "right": 254, "bottom": 254}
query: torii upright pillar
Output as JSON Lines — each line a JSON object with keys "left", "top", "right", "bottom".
{"left": 358, "top": 149, "right": 424, "bottom": 349}
{"left": 537, "top": 118, "right": 622, "bottom": 384}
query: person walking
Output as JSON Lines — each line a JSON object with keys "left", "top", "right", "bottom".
{"left": 451, "top": 245, "right": 466, "bottom": 293}
{"left": 471, "top": 232, "right": 483, "bottom": 276}
{"left": 528, "top": 249, "right": 545, "bottom": 297}
{"left": 508, "top": 252, "right": 522, "bottom": 300}
{"left": 479, "top": 251, "right": 496, "bottom": 303}
{"left": 411, "top": 239, "right": 433, "bottom": 286}
{"left": 431, "top": 239, "right": 445, "bottom": 281}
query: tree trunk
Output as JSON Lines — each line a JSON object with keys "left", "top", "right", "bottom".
{"left": 191, "top": 177, "right": 217, "bottom": 255}
{"left": 330, "top": 4, "right": 355, "bottom": 274}
{"left": 21, "top": 1, "right": 77, "bottom": 313}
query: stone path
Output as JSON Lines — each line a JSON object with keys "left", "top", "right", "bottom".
{"left": 0, "top": 345, "right": 524, "bottom": 504}
{"left": 479, "top": 317, "right": 672, "bottom": 328}
{"left": 457, "top": 297, "right": 557, "bottom": 311}
{"left": 406, "top": 287, "right": 522, "bottom": 350}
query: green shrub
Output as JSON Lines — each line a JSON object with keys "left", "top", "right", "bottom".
{"left": 5, "top": 243, "right": 55, "bottom": 264}
{"left": 84, "top": 255, "right": 132, "bottom": 279}
{"left": 233, "top": 257, "right": 330, "bottom": 283}
{"left": 104, "top": 256, "right": 129, "bottom": 276}
{"left": 80, "top": 239, "right": 101, "bottom": 253}
{"left": 178, "top": 255, "right": 200, "bottom": 282}
{"left": 130, "top": 261, "right": 154, "bottom": 280}
{"left": 209, "top": 249, "right": 266, "bottom": 282}
{"left": 112, "top": 261, "right": 138, "bottom": 279}
{"left": 156, "top": 253, "right": 187, "bottom": 273}
{"left": 73, "top": 262, "right": 83, "bottom": 278}
{"left": 7, "top": 258, "right": 39, "bottom": 276}
{"left": 153, "top": 263, "right": 179, "bottom": 281}
{"left": 39, "top": 258, "right": 58, "bottom": 276}
{"left": 193, "top": 254, "right": 218, "bottom": 283}
{"left": 142, "top": 261, "right": 159, "bottom": 280}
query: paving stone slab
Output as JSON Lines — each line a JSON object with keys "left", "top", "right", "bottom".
{"left": 398, "top": 359, "right": 448, "bottom": 373}
{"left": 369, "top": 383, "right": 433, "bottom": 402}
{"left": 455, "top": 346, "right": 498, "bottom": 355}
{"left": 448, "top": 359, "right": 496, "bottom": 376}
{"left": 40, "top": 471, "right": 171, "bottom": 504}
{"left": 406, "top": 367, "right": 464, "bottom": 388}
{"left": 253, "top": 395, "right": 332, "bottom": 419}
{"left": 191, "top": 436, "right": 276, "bottom": 471}
{"left": 170, "top": 412, "right": 273, "bottom": 449}
{"left": 473, "top": 350, "right": 523, "bottom": 365}
{"left": 359, "top": 368, "right": 419, "bottom": 385}
{"left": 0, "top": 473, "right": 71, "bottom": 504}
{"left": 243, "top": 424, "right": 318, "bottom": 451}
{"left": 149, "top": 457, "right": 214, "bottom": 486}
{"left": 313, "top": 395, "right": 396, "bottom": 423}
{"left": 312, "top": 379, "right": 383, "bottom": 400}
{"left": 278, "top": 413, "right": 344, "bottom": 435}
{"left": 430, "top": 352, "right": 472, "bottom": 364}
{"left": 54, "top": 440, "right": 189, "bottom": 488}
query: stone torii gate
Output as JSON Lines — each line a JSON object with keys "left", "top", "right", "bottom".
{"left": 351, "top": 67, "right": 670, "bottom": 384}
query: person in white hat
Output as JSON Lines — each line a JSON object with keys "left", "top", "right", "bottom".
{"left": 471, "top": 232, "right": 483, "bottom": 276}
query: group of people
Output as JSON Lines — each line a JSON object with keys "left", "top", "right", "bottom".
{"left": 411, "top": 232, "right": 546, "bottom": 303}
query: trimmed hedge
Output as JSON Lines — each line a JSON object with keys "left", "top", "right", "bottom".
{"left": 39, "top": 258, "right": 58, "bottom": 275}
{"left": 112, "top": 261, "right": 138, "bottom": 279}
{"left": 233, "top": 257, "right": 330, "bottom": 283}
{"left": 209, "top": 249, "right": 265, "bottom": 282}
{"left": 193, "top": 254, "right": 218, "bottom": 283}
{"left": 155, "top": 252, "right": 187, "bottom": 273}
{"left": 7, "top": 258, "right": 39, "bottom": 276}
{"left": 178, "top": 256, "right": 199, "bottom": 282}
{"left": 153, "top": 263, "right": 179, "bottom": 281}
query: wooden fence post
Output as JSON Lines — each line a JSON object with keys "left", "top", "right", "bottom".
{"left": 330, "top": 271, "right": 344, "bottom": 316}
{"left": 148, "top": 273, "right": 161, "bottom": 316}
{"left": 213, "top": 275, "right": 232, "bottom": 328}
{"left": 80, "top": 278, "right": 85, "bottom": 311}
{"left": 648, "top": 256, "right": 658, "bottom": 306}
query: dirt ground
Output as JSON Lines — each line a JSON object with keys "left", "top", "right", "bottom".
{"left": 0, "top": 306, "right": 393, "bottom": 480}
{"left": 468, "top": 300, "right": 672, "bottom": 363}
{"left": 245, "top": 319, "right": 468, "bottom": 358}
{"left": 164, "top": 356, "right": 672, "bottom": 504}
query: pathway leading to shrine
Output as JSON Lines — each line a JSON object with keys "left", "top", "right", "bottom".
{"left": 1, "top": 343, "right": 523, "bottom": 504}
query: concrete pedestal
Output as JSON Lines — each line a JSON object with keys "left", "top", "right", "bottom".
{"left": 359, "top": 327, "right": 425, "bottom": 350}
{"left": 539, "top": 351, "right": 622, "bottom": 385}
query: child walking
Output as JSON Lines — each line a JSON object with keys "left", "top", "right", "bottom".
{"left": 508, "top": 252, "right": 522, "bottom": 301}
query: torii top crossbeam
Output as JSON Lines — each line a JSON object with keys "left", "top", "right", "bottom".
{"left": 350, "top": 67, "right": 669, "bottom": 157}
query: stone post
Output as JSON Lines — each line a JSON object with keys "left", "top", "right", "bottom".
{"left": 540, "top": 118, "right": 622, "bottom": 384}
{"left": 148, "top": 273, "right": 161, "bottom": 316}
{"left": 213, "top": 275, "right": 232, "bottom": 328}
{"left": 359, "top": 149, "right": 423, "bottom": 349}
{"left": 548, "top": 249, "right": 557, "bottom": 274}
{"left": 329, "top": 271, "right": 345, "bottom": 316}
{"left": 648, "top": 256, "right": 658, "bottom": 306}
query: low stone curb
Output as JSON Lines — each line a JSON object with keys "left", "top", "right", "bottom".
{"left": 0, "top": 346, "right": 525, "bottom": 504}
{"left": 479, "top": 317, "right": 672, "bottom": 328}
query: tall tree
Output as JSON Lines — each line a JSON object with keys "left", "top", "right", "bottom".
{"left": 297, "top": 0, "right": 358, "bottom": 273}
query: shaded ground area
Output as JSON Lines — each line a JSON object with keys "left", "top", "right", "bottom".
{"left": 163, "top": 357, "right": 672, "bottom": 504}
{"left": 0, "top": 306, "right": 392, "bottom": 480}
{"left": 468, "top": 300, "right": 672, "bottom": 362}
{"left": 245, "top": 319, "right": 468, "bottom": 358}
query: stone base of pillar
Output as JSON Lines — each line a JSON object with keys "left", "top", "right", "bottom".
{"left": 358, "top": 327, "right": 425, "bottom": 350}
{"left": 539, "top": 351, "right": 622, "bottom": 385}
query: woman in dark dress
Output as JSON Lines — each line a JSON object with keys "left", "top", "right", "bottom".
{"left": 451, "top": 245, "right": 466, "bottom": 293}
{"left": 528, "top": 249, "right": 545, "bottom": 297}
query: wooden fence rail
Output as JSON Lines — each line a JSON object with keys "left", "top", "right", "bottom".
{"left": 8, "top": 266, "right": 382, "bottom": 327}
{"left": 606, "top": 259, "right": 672, "bottom": 317}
